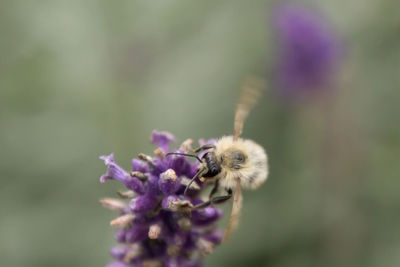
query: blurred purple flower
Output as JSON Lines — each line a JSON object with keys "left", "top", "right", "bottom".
{"left": 100, "top": 131, "right": 222, "bottom": 266}
{"left": 273, "top": 4, "right": 341, "bottom": 98}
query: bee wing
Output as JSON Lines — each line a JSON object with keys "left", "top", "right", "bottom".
{"left": 233, "top": 76, "right": 265, "bottom": 140}
{"left": 222, "top": 178, "right": 243, "bottom": 242}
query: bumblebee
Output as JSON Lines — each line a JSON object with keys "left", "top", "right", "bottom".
{"left": 168, "top": 77, "right": 269, "bottom": 241}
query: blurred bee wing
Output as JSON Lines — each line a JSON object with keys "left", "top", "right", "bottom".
{"left": 233, "top": 76, "right": 265, "bottom": 140}
{"left": 222, "top": 178, "right": 243, "bottom": 242}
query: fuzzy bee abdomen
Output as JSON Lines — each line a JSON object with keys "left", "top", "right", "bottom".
{"left": 240, "top": 150, "right": 268, "bottom": 189}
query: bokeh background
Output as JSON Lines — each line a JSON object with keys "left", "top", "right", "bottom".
{"left": 1, "top": 1, "right": 399, "bottom": 266}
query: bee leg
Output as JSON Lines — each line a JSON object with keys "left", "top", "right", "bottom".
{"left": 184, "top": 167, "right": 208, "bottom": 195}
{"left": 211, "top": 189, "right": 232, "bottom": 205}
{"left": 208, "top": 180, "right": 220, "bottom": 199}
{"left": 193, "top": 188, "right": 232, "bottom": 210}
{"left": 193, "top": 144, "right": 216, "bottom": 153}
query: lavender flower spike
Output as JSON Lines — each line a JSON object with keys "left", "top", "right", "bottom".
{"left": 100, "top": 131, "right": 223, "bottom": 266}
{"left": 273, "top": 3, "right": 341, "bottom": 98}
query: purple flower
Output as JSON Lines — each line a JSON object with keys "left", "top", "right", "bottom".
{"left": 158, "top": 169, "right": 181, "bottom": 195}
{"left": 106, "top": 261, "right": 131, "bottom": 267}
{"left": 110, "top": 245, "right": 131, "bottom": 261}
{"left": 191, "top": 207, "right": 223, "bottom": 226}
{"left": 100, "top": 154, "right": 129, "bottom": 184}
{"left": 272, "top": 3, "right": 341, "bottom": 98}
{"left": 150, "top": 130, "right": 176, "bottom": 153}
{"left": 99, "top": 131, "right": 223, "bottom": 266}
{"left": 100, "top": 154, "right": 145, "bottom": 194}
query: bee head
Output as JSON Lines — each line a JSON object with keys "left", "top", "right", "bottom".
{"left": 202, "top": 151, "right": 222, "bottom": 177}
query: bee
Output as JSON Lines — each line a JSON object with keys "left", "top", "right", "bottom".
{"left": 167, "top": 77, "right": 269, "bottom": 241}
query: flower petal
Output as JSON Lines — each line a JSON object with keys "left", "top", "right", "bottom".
{"left": 150, "top": 130, "right": 176, "bottom": 153}
{"left": 191, "top": 206, "right": 223, "bottom": 226}
{"left": 99, "top": 153, "right": 129, "bottom": 184}
{"left": 129, "top": 194, "right": 159, "bottom": 212}
{"left": 125, "top": 225, "right": 148, "bottom": 243}
{"left": 159, "top": 169, "right": 181, "bottom": 195}
{"left": 110, "top": 245, "right": 130, "bottom": 261}
{"left": 131, "top": 158, "right": 149, "bottom": 173}
{"left": 106, "top": 261, "right": 130, "bottom": 267}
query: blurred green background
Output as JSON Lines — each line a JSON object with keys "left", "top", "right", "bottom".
{"left": 1, "top": 1, "right": 400, "bottom": 266}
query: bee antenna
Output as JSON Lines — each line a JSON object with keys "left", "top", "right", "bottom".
{"left": 165, "top": 152, "right": 202, "bottom": 163}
